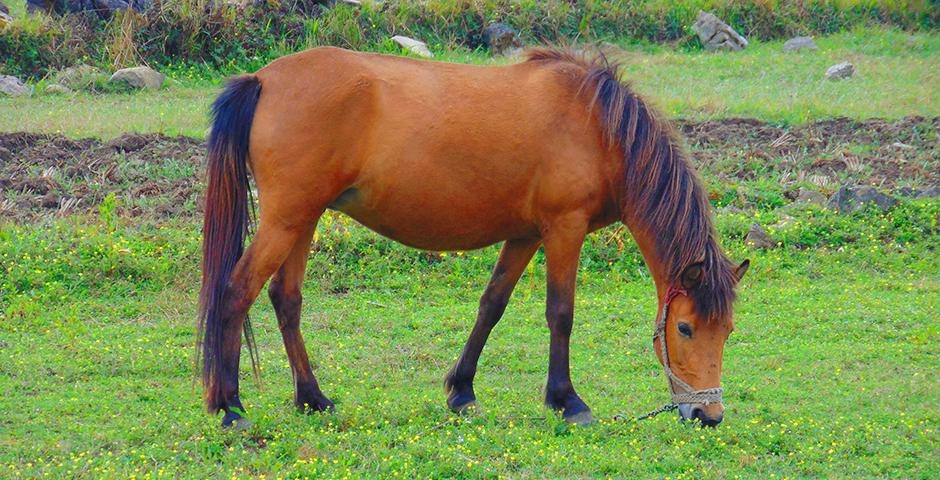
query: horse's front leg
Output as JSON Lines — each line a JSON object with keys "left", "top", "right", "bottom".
{"left": 444, "top": 238, "right": 540, "bottom": 413}
{"left": 542, "top": 215, "right": 593, "bottom": 425}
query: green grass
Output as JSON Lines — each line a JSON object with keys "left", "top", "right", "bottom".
{"left": 1, "top": 28, "right": 937, "bottom": 138}
{"left": 616, "top": 28, "right": 940, "bottom": 122}
{"left": 0, "top": 201, "right": 937, "bottom": 478}
{"left": 1, "top": 20, "right": 938, "bottom": 479}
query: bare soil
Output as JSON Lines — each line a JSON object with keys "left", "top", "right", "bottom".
{"left": 1, "top": 117, "right": 936, "bottom": 222}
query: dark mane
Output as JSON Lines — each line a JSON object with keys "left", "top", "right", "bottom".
{"left": 526, "top": 48, "right": 737, "bottom": 322}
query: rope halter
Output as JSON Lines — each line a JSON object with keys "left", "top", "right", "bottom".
{"left": 653, "top": 286, "right": 723, "bottom": 406}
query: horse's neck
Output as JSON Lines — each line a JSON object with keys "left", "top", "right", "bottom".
{"left": 622, "top": 217, "right": 670, "bottom": 299}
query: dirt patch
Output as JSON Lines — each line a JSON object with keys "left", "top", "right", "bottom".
{"left": 676, "top": 116, "right": 938, "bottom": 188}
{"left": 0, "top": 117, "right": 936, "bottom": 222}
{"left": 0, "top": 132, "right": 204, "bottom": 222}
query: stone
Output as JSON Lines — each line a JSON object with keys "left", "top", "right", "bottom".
{"left": 825, "top": 62, "right": 855, "bottom": 80}
{"left": 718, "top": 205, "right": 746, "bottom": 215}
{"left": 793, "top": 187, "right": 826, "bottom": 206}
{"left": 482, "top": 23, "right": 522, "bottom": 56}
{"left": 0, "top": 75, "right": 31, "bottom": 97}
{"left": 770, "top": 216, "right": 795, "bottom": 230}
{"left": 692, "top": 11, "right": 748, "bottom": 52}
{"left": 43, "top": 84, "right": 72, "bottom": 94}
{"left": 391, "top": 35, "right": 433, "bottom": 58}
{"left": 109, "top": 66, "right": 165, "bottom": 90}
{"left": 55, "top": 64, "right": 103, "bottom": 90}
{"left": 224, "top": 0, "right": 264, "bottom": 8}
{"left": 26, "top": 0, "right": 58, "bottom": 14}
{"left": 915, "top": 186, "right": 940, "bottom": 199}
{"left": 895, "top": 186, "right": 917, "bottom": 197}
{"left": 0, "top": 10, "right": 11, "bottom": 27}
{"left": 783, "top": 36, "right": 817, "bottom": 52}
{"left": 825, "top": 185, "right": 897, "bottom": 213}
{"left": 745, "top": 223, "right": 775, "bottom": 249}
{"left": 27, "top": 0, "right": 147, "bottom": 17}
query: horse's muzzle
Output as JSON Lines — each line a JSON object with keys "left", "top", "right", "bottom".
{"left": 678, "top": 403, "right": 724, "bottom": 427}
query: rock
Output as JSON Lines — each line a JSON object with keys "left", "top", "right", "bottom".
{"left": 0, "top": 75, "right": 31, "bottom": 97}
{"left": 482, "top": 23, "right": 522, "bottom": 56}
{"left": 915, "top": 186, "right": 940, "bottom": 199}
{"left": 825, "top": 185, "right": 897, "bottom": 213}
{"left": 28, "top": 0, "right": 148, "bottom": 16}
{"left": 692, "top": 11, "right": 748, "bottom": 52}
{"left": 109, "top": 66, "right": 165, "bottom": 90}
{"left": 783, "top": 36, "right": 817, "bottom": 53}
{"left": 793, "top": 187, "right": 826, "bottom": 206}
{"left": 718, "top": 205, "right": 746, "bottom": 215}
{"left": 770, "top": 216, "right": 795, "bottom": 230}
{"left": 895, "top": 186, "right": 917, "bottom": 197}
{"left": 391, "top": 35, "right": 433, "bottom": 58}
{"left": 0, "top": 10, "right": 11, "bottom": 27}
{"left": 43, "top": 84, "right": 72, "bottom": 94}
{"left": 745, "top": 223, "right": 775, "bottom": 249}
{"left": 26, "top": 0, "right": 58, "bottom": 14}
{"left": 0, "top": 1, "right": 8, "bottom": 13}
{"left": 224, "top": 0, "right": 264, "bottom": 8}
{"left": 825, "top": 62, "right": 855, "bottom": 80}
{"left": 55, "top": 64, "right": 104, "bottom": 90}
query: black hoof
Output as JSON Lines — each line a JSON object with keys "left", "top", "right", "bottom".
{"left": 296, "top": 395, "right": 335, "bottom": 414}
{"left": 546, "top": 389, "right": 593, "bottom": 425}
{"left": 296, "top": 382, "right": 335, "bottom": 414}
{"left": 221, "top": 410, "right": 252, "bottom": 430}
{"left": 447, "top": 388, "right": 479, "bottom": 414}
{"left": 564, "top": 409, "right": 595, "bottom": 426}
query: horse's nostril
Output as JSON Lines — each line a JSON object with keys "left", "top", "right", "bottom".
{"left": 694, "top": 408, "right": 723, "bottom": 427}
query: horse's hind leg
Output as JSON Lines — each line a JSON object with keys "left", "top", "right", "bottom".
{"left": 214, "top": 221, "right": 305, "bottom": 427}
{"left": 444, "top": 238, "right": 540, "bottom": 413}
{"left": 268, "top": 216, "right": 334, "bottom": 413}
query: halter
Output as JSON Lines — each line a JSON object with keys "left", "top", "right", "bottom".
{"left": 653, "top": 286, "right": 723, "bottom": 406}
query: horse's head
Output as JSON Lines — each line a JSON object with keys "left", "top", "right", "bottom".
{"left": 654, "top": 259, "right": 749, "bottom": 427}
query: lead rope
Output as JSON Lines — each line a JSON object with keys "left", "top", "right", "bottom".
{"left": 614, "top": 286, "right": 723, "bottom": 422}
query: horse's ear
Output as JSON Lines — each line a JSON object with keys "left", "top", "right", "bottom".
{"left": 680, "top": 262, "right": 705, "bottom": 290}
{"left": 734, "top": 259, "right": 750, "bottom": 282}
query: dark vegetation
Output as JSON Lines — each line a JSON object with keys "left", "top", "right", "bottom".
{"left": 2, "top": 0, "right": 937, "bottom": 79}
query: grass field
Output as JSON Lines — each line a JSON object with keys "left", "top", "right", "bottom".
{"left": 1, "top": 26, "right": 938, "bottom": 479}
{"left": 1, "top": 28, "right": 937, "bottom": 138}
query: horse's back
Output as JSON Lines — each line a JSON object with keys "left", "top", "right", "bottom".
{"left": 248, "top": 47, "right": 619, "bottom": 249}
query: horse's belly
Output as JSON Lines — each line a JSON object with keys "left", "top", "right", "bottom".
{"left": 329, "top": 186, "right": 537, "bottom": 251}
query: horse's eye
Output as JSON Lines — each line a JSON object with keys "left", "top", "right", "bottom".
{"left": 678, "top": 322, "right": 693, "bottom": 338}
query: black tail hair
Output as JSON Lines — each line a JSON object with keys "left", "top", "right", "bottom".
{"left": 197, "top": 75, "right": 262, "bottom": 413}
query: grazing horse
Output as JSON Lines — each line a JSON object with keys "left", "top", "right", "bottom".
{"left": 198, "top": 47, "right": 749, "bottom": 428}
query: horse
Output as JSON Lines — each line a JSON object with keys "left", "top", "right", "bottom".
{"left": 197, "top": 46, "right": 749, "bottom": 429}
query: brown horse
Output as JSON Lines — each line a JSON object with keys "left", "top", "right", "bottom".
{"left": 197, "top": 47, "right": 749, "bottom": 428}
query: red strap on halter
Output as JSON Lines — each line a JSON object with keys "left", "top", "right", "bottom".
{"left": 663, "top": 285, "right": 688, "bottom": 307}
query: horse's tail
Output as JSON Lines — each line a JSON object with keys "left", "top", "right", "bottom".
{"left": 197, "top": 75, "right": 262, "bottom": 413}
